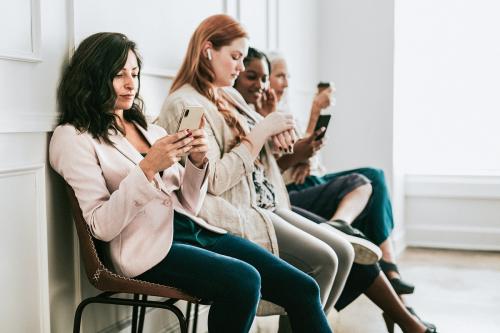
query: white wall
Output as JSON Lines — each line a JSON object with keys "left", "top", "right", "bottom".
{"left": 316, "top": 1, "right": 402, "bottom": 246}
{"left": 395, "top": 0, "right": 500, "bottom": 249}
{"left": 317, "top": 0, "right": 395, "bottom": 180}
{"left": 395, "top": 0, "right": 500, "bottom": 176}
{"left": 0, "top": 0, "right": 321, "bottom": 332}
{"left": 275, "top": 0, "right": 320, "bottom": 129}
{"left": 0, "top": 0, "right": 73, "bottom": 331}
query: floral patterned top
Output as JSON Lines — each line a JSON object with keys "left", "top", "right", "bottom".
{"left": 242, "top": 113, "right": 276, "bottom": 210}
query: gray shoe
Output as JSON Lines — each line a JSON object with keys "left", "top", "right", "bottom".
{"left": 326, "top": 220, "right": 382, "bottom": 265}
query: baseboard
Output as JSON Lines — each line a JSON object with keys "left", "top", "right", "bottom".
{"left": 405, "top": 174, "right": 500, "bottom": 199}
{"left": 406, "top": 225, "right": 500, "bottom": 251}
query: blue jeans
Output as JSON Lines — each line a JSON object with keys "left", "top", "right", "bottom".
{"left": 137, "top": 233, "right": 332, "bottom": 333}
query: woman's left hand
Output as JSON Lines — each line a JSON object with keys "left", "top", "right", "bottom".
{"left": 188, "top": 117, "right": 209, "bottom": 168}
{"left": 291, "top": 162, "right": 311, "bottom": 184}
{"left": 258, "top": 88, "right": 278, "bottom": 117}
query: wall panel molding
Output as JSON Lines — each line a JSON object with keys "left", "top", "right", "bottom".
{"left": 406, "top": 174, "right": 500, "bottom": 199}
{"left": 0, "top": 0, "right": 42, "bottom": 62}
{"left": 0, "top": 164, "right": 50, "bottom": 332}
{"left": 267, "top": 0, "right": 279, "bottom": 50}
{"left": 0, "top": 112, "right": 58, "bottom": 133}
{"left": 142, "top": 67, "right": 177, "bottom": 79}
{"left": 405, "top": 174, "right": 500, "bottom": 251}
{"left": 406, "top": 225, "right": 500, "bottom": 251}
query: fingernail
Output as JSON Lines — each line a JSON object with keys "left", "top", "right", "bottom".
{"left": 279, "top": 147, "right": 282, "bottom": 151}
{"left": 288, "top": 145, "right": 292, "bottom": 151}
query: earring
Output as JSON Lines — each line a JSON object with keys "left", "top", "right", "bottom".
{"left": 207, "top": 49, "right": 212, "bottom": 61}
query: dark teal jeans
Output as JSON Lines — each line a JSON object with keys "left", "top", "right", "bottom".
{"left": 287, "top": 167, "right": 394, "bottom": 245}
{"left": 137, "top": 233, "right": 332, "bottom": 333}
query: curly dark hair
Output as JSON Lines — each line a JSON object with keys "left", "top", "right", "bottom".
{"left": 242, "top": 47, "right": 271, "bottom": 72}
{"left": 57, "top": 32, "right": 147, "bottom": 144}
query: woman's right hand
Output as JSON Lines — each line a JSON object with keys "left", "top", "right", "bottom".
{"left": 258, "top": 112, "right": 295, "bottom": 137}
{"left": 313, "top": 87, "right": 333, "bottom": 110}
{"left": 139, "top": 130, "right": 194, "bottom": 181}
{"left": 272, "top": 129, "right": 297, "bottom": 153}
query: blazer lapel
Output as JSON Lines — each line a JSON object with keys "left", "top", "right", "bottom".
{"left": 108, "top": 131, "right": 143, "bottom": 166}
{"left": 135, "top": 124, "right": 172, "bottom": 194}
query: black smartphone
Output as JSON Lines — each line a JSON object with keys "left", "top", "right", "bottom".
{"left": 313, "top": 114, "right": 331, "bottom": 141}
{"left": 317, "top": 81, "right": 331, "bottom": 93}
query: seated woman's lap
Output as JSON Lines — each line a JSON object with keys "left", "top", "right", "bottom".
{"left": 137, "top": 233, "right": 318, "bottom": 307}
{"left": 136, "top": 239, "right": 261, "bottom": 303}
{"left": 288, "top": 173, "right": 370, "bottom": 219}
{"left": 207, "top": 233, "right": 321, "bottom": 307}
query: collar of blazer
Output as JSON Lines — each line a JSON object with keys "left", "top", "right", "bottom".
{"left": 108, "top": 122, "right": 170, "bottom": 194}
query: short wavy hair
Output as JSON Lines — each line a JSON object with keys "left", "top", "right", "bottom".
{"left": 57, "top": 32, "right": 146, "bottom": 144}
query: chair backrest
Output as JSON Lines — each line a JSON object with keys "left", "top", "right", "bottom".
{"left": 65, "top": 183, "right": 200, "bottom": 302}
{"left": 66, "top": 185, "right": 108, "bottom": 289}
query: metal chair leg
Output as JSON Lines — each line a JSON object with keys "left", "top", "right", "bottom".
{"left": 192, "top": 302, "right": 199, "bottom": 333}
{"left": 185, "top": 302, "right": 192, "bottom": 332}
{"left": 170, "top": 303, "right": 188, "bottom": 333}
{"left": 73, "top": 293, "right": 189, "bottom": 333}
{"left": 73, "top": 298, "right": 94, "bottom": 333}
{"left": 131, "top": 294, "right": 139, "bottom": 333}
{"left": 137, "top": 295, "right": 147, "bottom": 333}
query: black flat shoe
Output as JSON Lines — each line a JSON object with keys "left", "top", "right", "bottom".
{"left": 379, "top": 259, "right": 415, "bottom": 295}
{"left": 327, "top": 219, "right": 369, "bottom": 239}
{"left": 326, "top": 219, "right": 382, "bottom": 265}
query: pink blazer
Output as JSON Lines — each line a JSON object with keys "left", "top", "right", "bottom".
{"left": 50, "top": 123, "right": 226, "bottom": 277}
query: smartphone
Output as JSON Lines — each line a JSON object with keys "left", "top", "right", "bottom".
{"left": 317, "top": 81, "right": 331, "bottom": 93}
{"left": 177, "top": 106, "right": 204, "bottom": 132}
{"left": 313, "top": 114, "right": 331, "bottom": 141}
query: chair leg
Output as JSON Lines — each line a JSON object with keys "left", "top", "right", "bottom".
{"left": 73, "top": 293, "right": 188, "bottom": 333}
{"left": 73, "top": 300, "right": 91, "bottom": 333}
{"left": 170, "top": 304, "right": 189, "bottom": 333}
{"left": 192, "top": 302, "right": 199, "bottom": 333}
{"left": 185, "top": 302, "right": 192, "bottom": 332}
{"left": 131, "top": 294, "right": 139, "bottom": 333}
{"left": 73, "top": 295, "right": 110, "bottom": 333}
{"left": 137, "top": 295, "right": 147, "bottom": 333}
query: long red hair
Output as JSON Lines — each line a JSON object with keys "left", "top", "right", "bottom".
{"left": 171, "top": 14, "right": 250, "bottom": 148}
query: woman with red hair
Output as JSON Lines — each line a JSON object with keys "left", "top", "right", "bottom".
{"left": 158, "top": 14, "right": 342, "bottom": 332}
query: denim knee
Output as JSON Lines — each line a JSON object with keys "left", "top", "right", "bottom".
{"left": 358, "top": 167, "right": 386, "bottom": 185}
{"left": 293, "top": 273, "right": 322, "bottom": 305}
{"left": 226, "top": 261, "right": 262, "bottom": 305}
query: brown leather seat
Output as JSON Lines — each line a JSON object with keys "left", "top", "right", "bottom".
{"left": 67, "top": 184, "right": 201, "bottom": 333}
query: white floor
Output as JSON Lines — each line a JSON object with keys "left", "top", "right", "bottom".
{"left": 252, "top": 248, "right": 500, "bottom": 333}
{"left": 333, "top": 248, "right": 500, "bottom": 333}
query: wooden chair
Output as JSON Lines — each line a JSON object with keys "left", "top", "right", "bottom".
{"left": 66, "top": 184, "right": 203, "bottom": 333}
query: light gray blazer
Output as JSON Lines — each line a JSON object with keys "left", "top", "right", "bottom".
{"left": 50, "top": 123, "right": 225, "bottom": 278}
{"left": 159, "top": 85, "right": 290, "bottom": 316}
{"left": 158, "top": 84, "right": 291, "bottom": 256}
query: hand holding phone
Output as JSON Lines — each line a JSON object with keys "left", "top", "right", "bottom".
{"left": 186, "top": 116, "right": 209, "bottom": 168}
{"left": 313, "top": 114, "right": 331, "bottom": 141}
{"left": 177, "top": 106, "right": 204, "bottom": 132}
